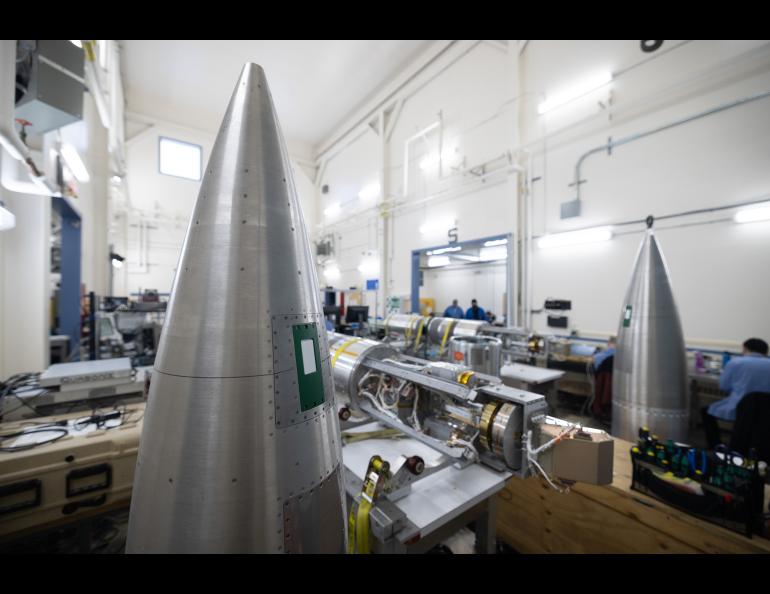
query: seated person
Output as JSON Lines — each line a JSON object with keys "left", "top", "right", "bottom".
{"left": 593, "top": 336, "right": 616, "bottom": 370}
{"left": 465, "top": 299, "right": 486, "bottom": 321}
{"left": 443, "top": 299, "right": 464, "bottom": 319}
{"left": 701, "top": 338, "right": 770, "bottom": 449}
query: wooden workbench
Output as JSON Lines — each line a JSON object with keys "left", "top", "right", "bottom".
{"left": 496, "top": 437, "right": 770, "bottom": 553}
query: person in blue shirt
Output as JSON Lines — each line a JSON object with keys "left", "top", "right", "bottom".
{"left": 465, "top": 299, "right": 486, "bottom": 321}
{"left": 592, "top": 336, "right": 616, "bottom": 370}
{"left": 443, "top": 299, "right": 464, "bottom": 319}
{"left": 701, "top": 337, "right": 770, "bottom": 448}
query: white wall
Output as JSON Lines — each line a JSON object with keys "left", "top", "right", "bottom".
{"left": 0, "top": 188, "right": 50, "bottom": 376}
{"left": 423, "top": 262, "right": 507, "bottom": 317}
{"left": 113, "top": 119, "right": 318, "bottom": 297}
{"left": 315, "top": 40, "right": 770, "bottom": 349}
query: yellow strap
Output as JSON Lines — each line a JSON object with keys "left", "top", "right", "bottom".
{"left": 413, "top": 317, "right": 426, "bottom": 349}
{"left": 439, "top": 320, "right": 458, "bottom": 356}
{"left": 384, "top": 314, "right": 391, "bottom": 336}
{"left": 331, "top": 337, "right": 363, "bottom": 369}
{"left": 83, "top": 40, "right": 97, "bottom": 62}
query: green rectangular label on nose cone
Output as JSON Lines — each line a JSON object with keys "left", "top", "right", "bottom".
{"left": 292, "top": 323, "right": 325, "bottom": 411}
{"left": 623, "top": 305, "right": 633, "bottom": 327}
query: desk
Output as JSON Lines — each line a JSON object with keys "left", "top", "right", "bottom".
{"left": 342, "top": 421, "right": 509, "bottom": 553}
{"left": 497, "top": 435, "right": 770, "bottom": 553}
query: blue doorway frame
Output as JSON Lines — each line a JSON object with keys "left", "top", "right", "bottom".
{"left": 53, "top": 197, "right": 82, "bottom": 359}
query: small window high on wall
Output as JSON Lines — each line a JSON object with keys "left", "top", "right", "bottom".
{"left": 159, "top": 137, "right": 202, "bottom": 181}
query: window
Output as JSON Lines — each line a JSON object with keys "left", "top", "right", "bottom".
{"left": 159, "top": 137, "right": 202, "bottom": 181}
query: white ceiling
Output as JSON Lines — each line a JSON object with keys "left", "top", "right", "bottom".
{"left": 120, "top": 40, "right": 435, "bottom": 153}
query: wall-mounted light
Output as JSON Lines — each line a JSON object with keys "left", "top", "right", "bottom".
{"left": 324, "top": 202, "right": 340, "bottom": 218}
{"left": 419, "top": 153, "right": 440, "bottom": 171}
{"left": 323, "top": 263, "right": 341, "bottom": 282}
{"left": 110, "top": 252, "right": 125, "bottom": 269}
{"left": 357, "top": 257, "right": 380, "bottom": 277}
{"left": 538, "top": 71, "right": 613, "bottom": 115}
{"left": 60, "top": 143, "right": 90, "bottom": 183}
{"left": 537, "top": 226, "right": 613, "bottom": 249}
{"left": 0, "top": 202, "right": 16, "bottom": 231}
{"left": 427, "top": 255, "right": 451, "bottom": 267}
{"left": 734, "top": 201, "right": 770, "bottom": 224}
{"left": 358, "top": 182, "right": 381, "bottom": 201}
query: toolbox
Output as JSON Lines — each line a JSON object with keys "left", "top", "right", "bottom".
{"left": 630, "top": 427, "right": 767, "bottom": 538}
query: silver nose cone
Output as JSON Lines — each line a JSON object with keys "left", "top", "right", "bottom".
{"left": 126, "top": 63, "right": 346, "bottom": 553}
{"left": 612, "top": 230, "right": 689, "bottom": 442}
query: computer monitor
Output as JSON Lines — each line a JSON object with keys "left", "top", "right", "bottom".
{"left": 323, "top": 305, "right": 341, "bottom": 328}
{"left": 345, "top": 305, "right": 369, "bottom": 325}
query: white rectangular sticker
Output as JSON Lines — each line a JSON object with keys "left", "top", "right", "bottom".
{"left": 300, "top": 339, "right": 317, "bottom": 375}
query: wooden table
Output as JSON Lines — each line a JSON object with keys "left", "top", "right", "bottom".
{"left": 497, "top": 437, "right": 770, "bottom": 553}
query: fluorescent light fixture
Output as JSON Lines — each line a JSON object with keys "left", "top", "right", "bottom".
{"left": 69, "top": 40, "right": 82, "bottom": 48}
{"left": 110, "top": 252, "right": 125, "bottom": 269}
{"left": 537, "top": 226, "right": 613, "bottom": 249}
{"left": 324, "top": 202, "right": 340, "bottom": 217}
{"left": 734, "top": 202, "right": 770, "bottom": 224}
{"left": 426, "top": 246, "right": 462, "bottom": 256}
{"left": 159, "top": 137, "right": 201, "bottom": 181}
{"left": 323, "top": 263, "right": 341, "bottom": 282}
{"left": 99, "top": 40, "right": 107, "bottom": 69}
{"left": 427, "top": 255, "right": 450, "bottom": 267}
{"left": 358, "top": 182, "right": 380, "bottom": 201}
{"left": 60, "top": 143, "right": 90, "bottom": 183}
{"left": 479, "top": 246, "right": 507, "bottom": 261}
{"left": 0, "top": 203, "right": 16, "bottom": 231}
{"left": 483, "top": 238, "right": 507, "bottom": 247}
{"left": 358, "top": 258, "right": 380, "bottom": 277}
{"left": 538, "top": 71, "right": 613, "bottom": 115}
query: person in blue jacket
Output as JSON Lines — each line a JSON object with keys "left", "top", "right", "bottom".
{"left": 701, "top": 337, "right": 770, "bottom": 448}
{"left": 443, "top": 299, "right": 464, "bottom": 319}
{"left": 465, "top": 299, "right": 486, "bottom": 321}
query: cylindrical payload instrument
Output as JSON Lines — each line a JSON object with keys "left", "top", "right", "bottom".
{"left": 126, "top": 64, "right": 346, "bottom": 553}
{"left": 382, "top": 313, "right": 487, "bottom": 352}
{"left": 449, "top": 335, "right": 503, "bottom": 375}
{"left": 612, "top": 222, "right": 689, "bottom": 442}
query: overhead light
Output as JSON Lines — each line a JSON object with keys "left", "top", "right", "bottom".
{"left": 324, "top": 202, "right": 340, "bottom": 217}
{"left": 537, "top": 226, "right": 613, "bottom": 249}
{"left": 323, "top": 263, "right": 341, "bottom": 282}
{"left": 69, "top": 40, "right": 82, "bottom": 48}
{"left": 483, "top": 238, "right": 507, "bottom": 247}
{"left": 479, "top": 246, "right": 507, "bottom": 261}
{"left": 358, "top": 182, "right": 380, "bottom": 201}
{"left": 427, "top": 255, "right": 450, "bottom": 267}
{"left": 357, "top": 257, "right": 380, "bottom": 277}
{"left": 0, "top": 203, "right": 16, "bottom": 231}
{"left": 734, "top": 202, "right": 770, "bottom": 224}
{"left": 60, "top": 143, "right": 90, "bottom": 183}
{"left": 426, "top": 246, "right": 461, "bottom": 256}
{"left": 538, "top": 71, "right": 613, "bottom": 115}
{"left": 110, "top": 175, "right": 122, "bottom": 183}
{"left": 110, "top": 252, "right": 125, "bottom": 269}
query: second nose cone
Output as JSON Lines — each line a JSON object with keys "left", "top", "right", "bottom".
{"left": 612, "top": 231, "right": 689, "bottom": 442}
{"left": 126, "top": 64, "right": 346, "bottom": 553}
